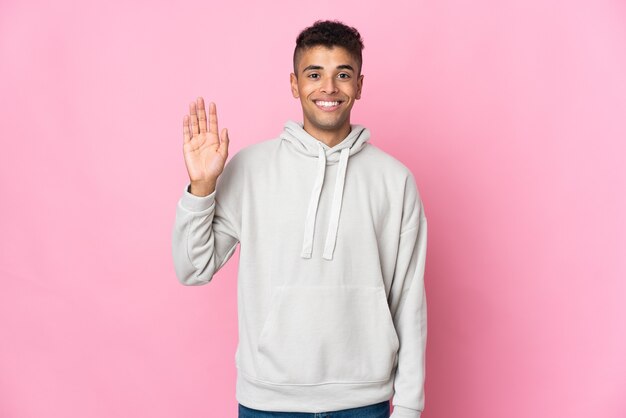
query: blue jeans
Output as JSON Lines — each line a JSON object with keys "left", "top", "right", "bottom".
{"left": 238, "top": 400, "right": 390, "bottom": 418}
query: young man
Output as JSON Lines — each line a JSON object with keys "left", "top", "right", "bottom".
{"left": 172, "top": 20, "right": 428, "bottom": 418}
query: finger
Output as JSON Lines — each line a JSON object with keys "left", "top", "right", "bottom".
{"left": 219, "top": 128, "right": 229, "bottom": 160}
{"left": 209, "top": 102, "right": 218, "bottom": 135}
{"left": 183, "top": 115, "right": 191, "bottom": 144}
{"left": 189, "top": 101, "right": 199, "bottom": 136}
{"left": 197, "top": 97, "right": 207, "bottom": 133}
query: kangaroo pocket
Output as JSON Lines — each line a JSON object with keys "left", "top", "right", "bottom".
{"left": 255, "top": 285, "right": 400, "bottom": 385}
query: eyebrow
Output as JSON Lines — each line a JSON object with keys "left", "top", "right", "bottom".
{"left": 302, "top": 64, "right": 355, "bottom": 73}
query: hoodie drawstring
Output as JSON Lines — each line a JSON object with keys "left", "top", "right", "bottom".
{"left": 322, "top": 147, "right": 349, "bottom": 260}
{"left": 301, "top": 143, "right": 327, "bottom": 259}
{"left": 300, "top": 143, "right": 350, "bottom": 261}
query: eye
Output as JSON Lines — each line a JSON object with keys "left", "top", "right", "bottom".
{"left": 307, "top": 73, "right": 320, "bottom": 79}
{"left": 338, "top": 73, "right": 351, "bottom": 79}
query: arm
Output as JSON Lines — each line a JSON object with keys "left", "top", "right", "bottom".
{"left": 389, "top": 179, "right": 428, "bottom": 418}
{"left": 171, "top": 96, "right": 239, "bottom": 285}
{"left": 171, "top": 182, "right": 240, "bottom": 285}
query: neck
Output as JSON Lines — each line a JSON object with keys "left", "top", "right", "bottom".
{"left": 302, "top": 121, "right": 352, "bottom": 148}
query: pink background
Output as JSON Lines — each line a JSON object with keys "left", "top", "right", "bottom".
{"left": 1, "top": 0, "right": 625, "bottom": 417}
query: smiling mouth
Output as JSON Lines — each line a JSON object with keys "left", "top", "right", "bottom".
{"left": 314, "top": 100, "right": 343, "bottom": 111}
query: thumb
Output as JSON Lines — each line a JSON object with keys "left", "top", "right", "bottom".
{"left": 219, "top": 127, "right": 229, "bottom": 160}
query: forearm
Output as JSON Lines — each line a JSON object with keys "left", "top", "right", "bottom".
{"left": 171, "top": 183, "right": 239, "bottom": 285}
{"left": 390, "top": 215, "right": 428, "bottom": 416}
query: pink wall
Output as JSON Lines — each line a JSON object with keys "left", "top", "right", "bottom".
{"left": 1, "top": 0, "right": 625, "bottom": 417}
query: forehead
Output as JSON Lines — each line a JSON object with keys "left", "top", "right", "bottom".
{"left": 296, "top": 45, "right": 358, "bottom": 72}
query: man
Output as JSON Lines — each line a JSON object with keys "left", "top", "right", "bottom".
{"left": 172, "top": 20, "right": 428, "bottom": 418}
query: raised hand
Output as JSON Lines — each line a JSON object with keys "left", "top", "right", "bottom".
{"left": 182, "top": 97, "right": 230, "bottom": 196}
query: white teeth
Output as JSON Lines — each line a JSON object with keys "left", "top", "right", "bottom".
{"left": 316, "top": 101, "right": 340, "bottom": 107}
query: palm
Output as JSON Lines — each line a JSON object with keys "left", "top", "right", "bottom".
{"left": 182, "top": 97, "right": 229, "bottom": 183}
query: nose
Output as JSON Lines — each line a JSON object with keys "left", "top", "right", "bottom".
{"left": 320, "top": 76, "right": 338, "bottom": 94}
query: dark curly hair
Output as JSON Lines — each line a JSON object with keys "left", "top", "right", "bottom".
{"left": 293, "top": 20, "right": 364, "bottom": 76}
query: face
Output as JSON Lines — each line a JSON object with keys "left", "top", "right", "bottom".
{"left": 290, "top": 45, "right": 364, "bottom": 140}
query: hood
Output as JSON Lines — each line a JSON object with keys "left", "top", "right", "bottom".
{"left": 280, "top": 120, "right": 371, "bottom": 261}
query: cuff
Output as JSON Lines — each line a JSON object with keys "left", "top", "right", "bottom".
{"left": 390, "top": 405, "right": 422, "bottom": 418}
{"left": 180, "top": 182, "right": 216, "bottom": 212}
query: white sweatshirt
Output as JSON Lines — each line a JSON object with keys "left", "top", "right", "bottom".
{"left": 171, "top": 120, "right": 428, "bottom": 418}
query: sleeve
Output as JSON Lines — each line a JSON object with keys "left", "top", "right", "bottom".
{"left": 171, "top": 153, "right": 243, "bottom": 286}
{"left": 388, "top": 175, "right": 428, "bottom": 418}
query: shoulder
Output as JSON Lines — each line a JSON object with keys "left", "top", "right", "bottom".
{"left": 360, "top": 143, "right": 426, "bottom": 221}
{"left": 225, "top": 137, "right": 280, "bottom": 169}
{"left": 220, "top": 137, "right": 280, "bottom": 178}
{"left": 360, "top": 143, "right": 420, "bottom": 188}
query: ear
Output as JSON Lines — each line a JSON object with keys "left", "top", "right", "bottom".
{"left": 290, "top": 73, "right": 299, "bottom": 98}
{"left": 355, "top": 74, "right": 364, "bottom": 100}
